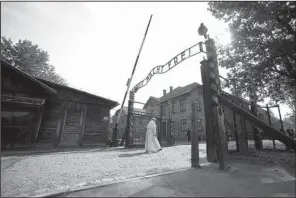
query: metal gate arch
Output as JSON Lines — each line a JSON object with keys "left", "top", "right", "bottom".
{"left": 121, "top": 24, "right": 215, "bottom": 148}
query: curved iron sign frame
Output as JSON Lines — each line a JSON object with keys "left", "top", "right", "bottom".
{"left": 131, "top": 41, "right": 207, "bottom": 93}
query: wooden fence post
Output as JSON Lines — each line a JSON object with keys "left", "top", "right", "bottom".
{"left": 191, "top": 102, "right": 200, "bottom": 167}
{"left": 201, "top": 62, "right": 217, "bottom": 162}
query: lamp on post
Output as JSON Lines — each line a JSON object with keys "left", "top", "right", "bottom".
{"left": 198, "top": 23, "right": 209, "bottom": 39}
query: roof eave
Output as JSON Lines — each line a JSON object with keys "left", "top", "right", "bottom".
{"left": 1, "top": 60, "right": 57, "bottom": 96}
{"left": 37, "top": 78, "right": 119, "bottom": 106}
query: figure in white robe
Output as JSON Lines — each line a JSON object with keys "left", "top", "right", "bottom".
{"left": 145, "top": 118, "right": 162, "bottom": 153}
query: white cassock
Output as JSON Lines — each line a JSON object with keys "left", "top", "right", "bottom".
{"left": 145, "top": 120, "right": 162, "bottom": 153}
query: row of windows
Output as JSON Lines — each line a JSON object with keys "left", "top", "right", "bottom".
{"left": 173, "top": 119, "right": 202, "bottom": 131}
{"left": 162, "top": 99, "right": 201, "bottom": 115}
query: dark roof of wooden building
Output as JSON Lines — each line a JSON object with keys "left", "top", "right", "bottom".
{"left": 1, "top": 59, "right": 119, "bottom": 108}
{"left": 1, "top": 59, "right": 57, "bottom": 95}
{"left": 38, "top": 78, "right": 119, "bottom": 108}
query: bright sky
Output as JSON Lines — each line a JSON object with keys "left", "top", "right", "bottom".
{"left": 1, "top": 2, "right": 292, "bottom": 118}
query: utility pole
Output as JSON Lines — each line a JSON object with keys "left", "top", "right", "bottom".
{"left": 112, "top": 15, "right": 153, "bottom": 147}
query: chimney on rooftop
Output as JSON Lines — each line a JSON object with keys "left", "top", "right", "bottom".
{"left": 163, "top": 89, "right": 167, "bottom": 96}
{"left": 170, "top": 86, "right": 173, "bottom": 93}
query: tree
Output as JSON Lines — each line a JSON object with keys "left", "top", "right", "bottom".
{"left": 284, "top": 113, "right": 295, "bottom": 124}
{"left": 1, "top": 37, "right": 67, "bottom": 85}
{"left": 208, "top": 2, "right": 296, "bottom": 104}
{"left": 285, "top": 96, "right": 296, "bottom": 131}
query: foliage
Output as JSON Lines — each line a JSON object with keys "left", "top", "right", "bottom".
{"left": 208, "top": 2, "right": 296, "bottom": 103}
{"left": 1, "top": 37, "right": 67, "bottom": 85}
{"left": 284, "top": 113, "right": 295, "bottom": 124}
{"left": 285, "top": 97, "right": 296, "bottom": 128}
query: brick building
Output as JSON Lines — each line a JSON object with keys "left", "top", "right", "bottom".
{"left": 144, "top": 83, "right": 207, "bottom": 141}
{"left": 143, "top": 82, "right": 282, "bottom": 142}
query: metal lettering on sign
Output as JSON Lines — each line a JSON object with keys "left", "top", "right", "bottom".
{"left": 131, "top": 42, "right": 206, "bottom": 93}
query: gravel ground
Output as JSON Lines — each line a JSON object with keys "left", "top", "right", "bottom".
{"left": 1, "top": 144, "right": 207, "bottom": 197}
{"left": 1, "top": 140, "right": 289, "bottom": 197}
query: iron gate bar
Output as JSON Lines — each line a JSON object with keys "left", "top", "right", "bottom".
{"left": 124, "top": 23, "right": 228, "bottom": 171}
{"left": 123, "top": 27, "right": 208, "bottom": 147}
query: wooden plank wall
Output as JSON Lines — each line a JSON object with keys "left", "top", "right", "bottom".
{"left": 36, "top": 100, "right": 61, "bottom": 148}
{"left": 37, "top": 101, "right": 111, "bottom": 148}
{"left": 59, "top": 110, "right": 82, "bottom": 147}
{"left": 1, "top": 67, "right": 116, "bottom": 150}
{"left": 82, "top": 106, "right": 109, "bottom": 146}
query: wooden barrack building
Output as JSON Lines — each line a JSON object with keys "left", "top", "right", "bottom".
{"left": 1, "top": 60, "right": 118, "bottom": 151}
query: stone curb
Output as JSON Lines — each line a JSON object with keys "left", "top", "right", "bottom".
{"left": 24, "top": 163, "right": 211, "bottom": 198}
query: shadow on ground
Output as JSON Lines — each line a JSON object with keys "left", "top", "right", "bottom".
{"left": 56, "top": 160, "right": 295, "bottom": 197}
{"left": 118, "top": 152, "right": 147, "bottom": 158}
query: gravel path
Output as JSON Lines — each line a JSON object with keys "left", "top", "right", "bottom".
{"left": 1, "top": 144, "right": 207, "bottom": 197}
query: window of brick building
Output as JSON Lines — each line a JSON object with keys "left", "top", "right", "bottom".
{"left": 180, "top": 100, "right": 186, "bottom": 111}
{"left": 197, "top": 119, "right": 202, "bottom": 130}
{"left": 196, "top": 99, "right": 201, "bottom": 111}
{"left": 181, "top": 119, "right": 186, "bottom": 130}
{"left": 171, "top": 121, "right": 175, "bottom": 130}
{"left": 172, "top": 102, "right": 176, "bottom": 113}
{"left": 161, "top": 105, "right": 166, "bottom": 116}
